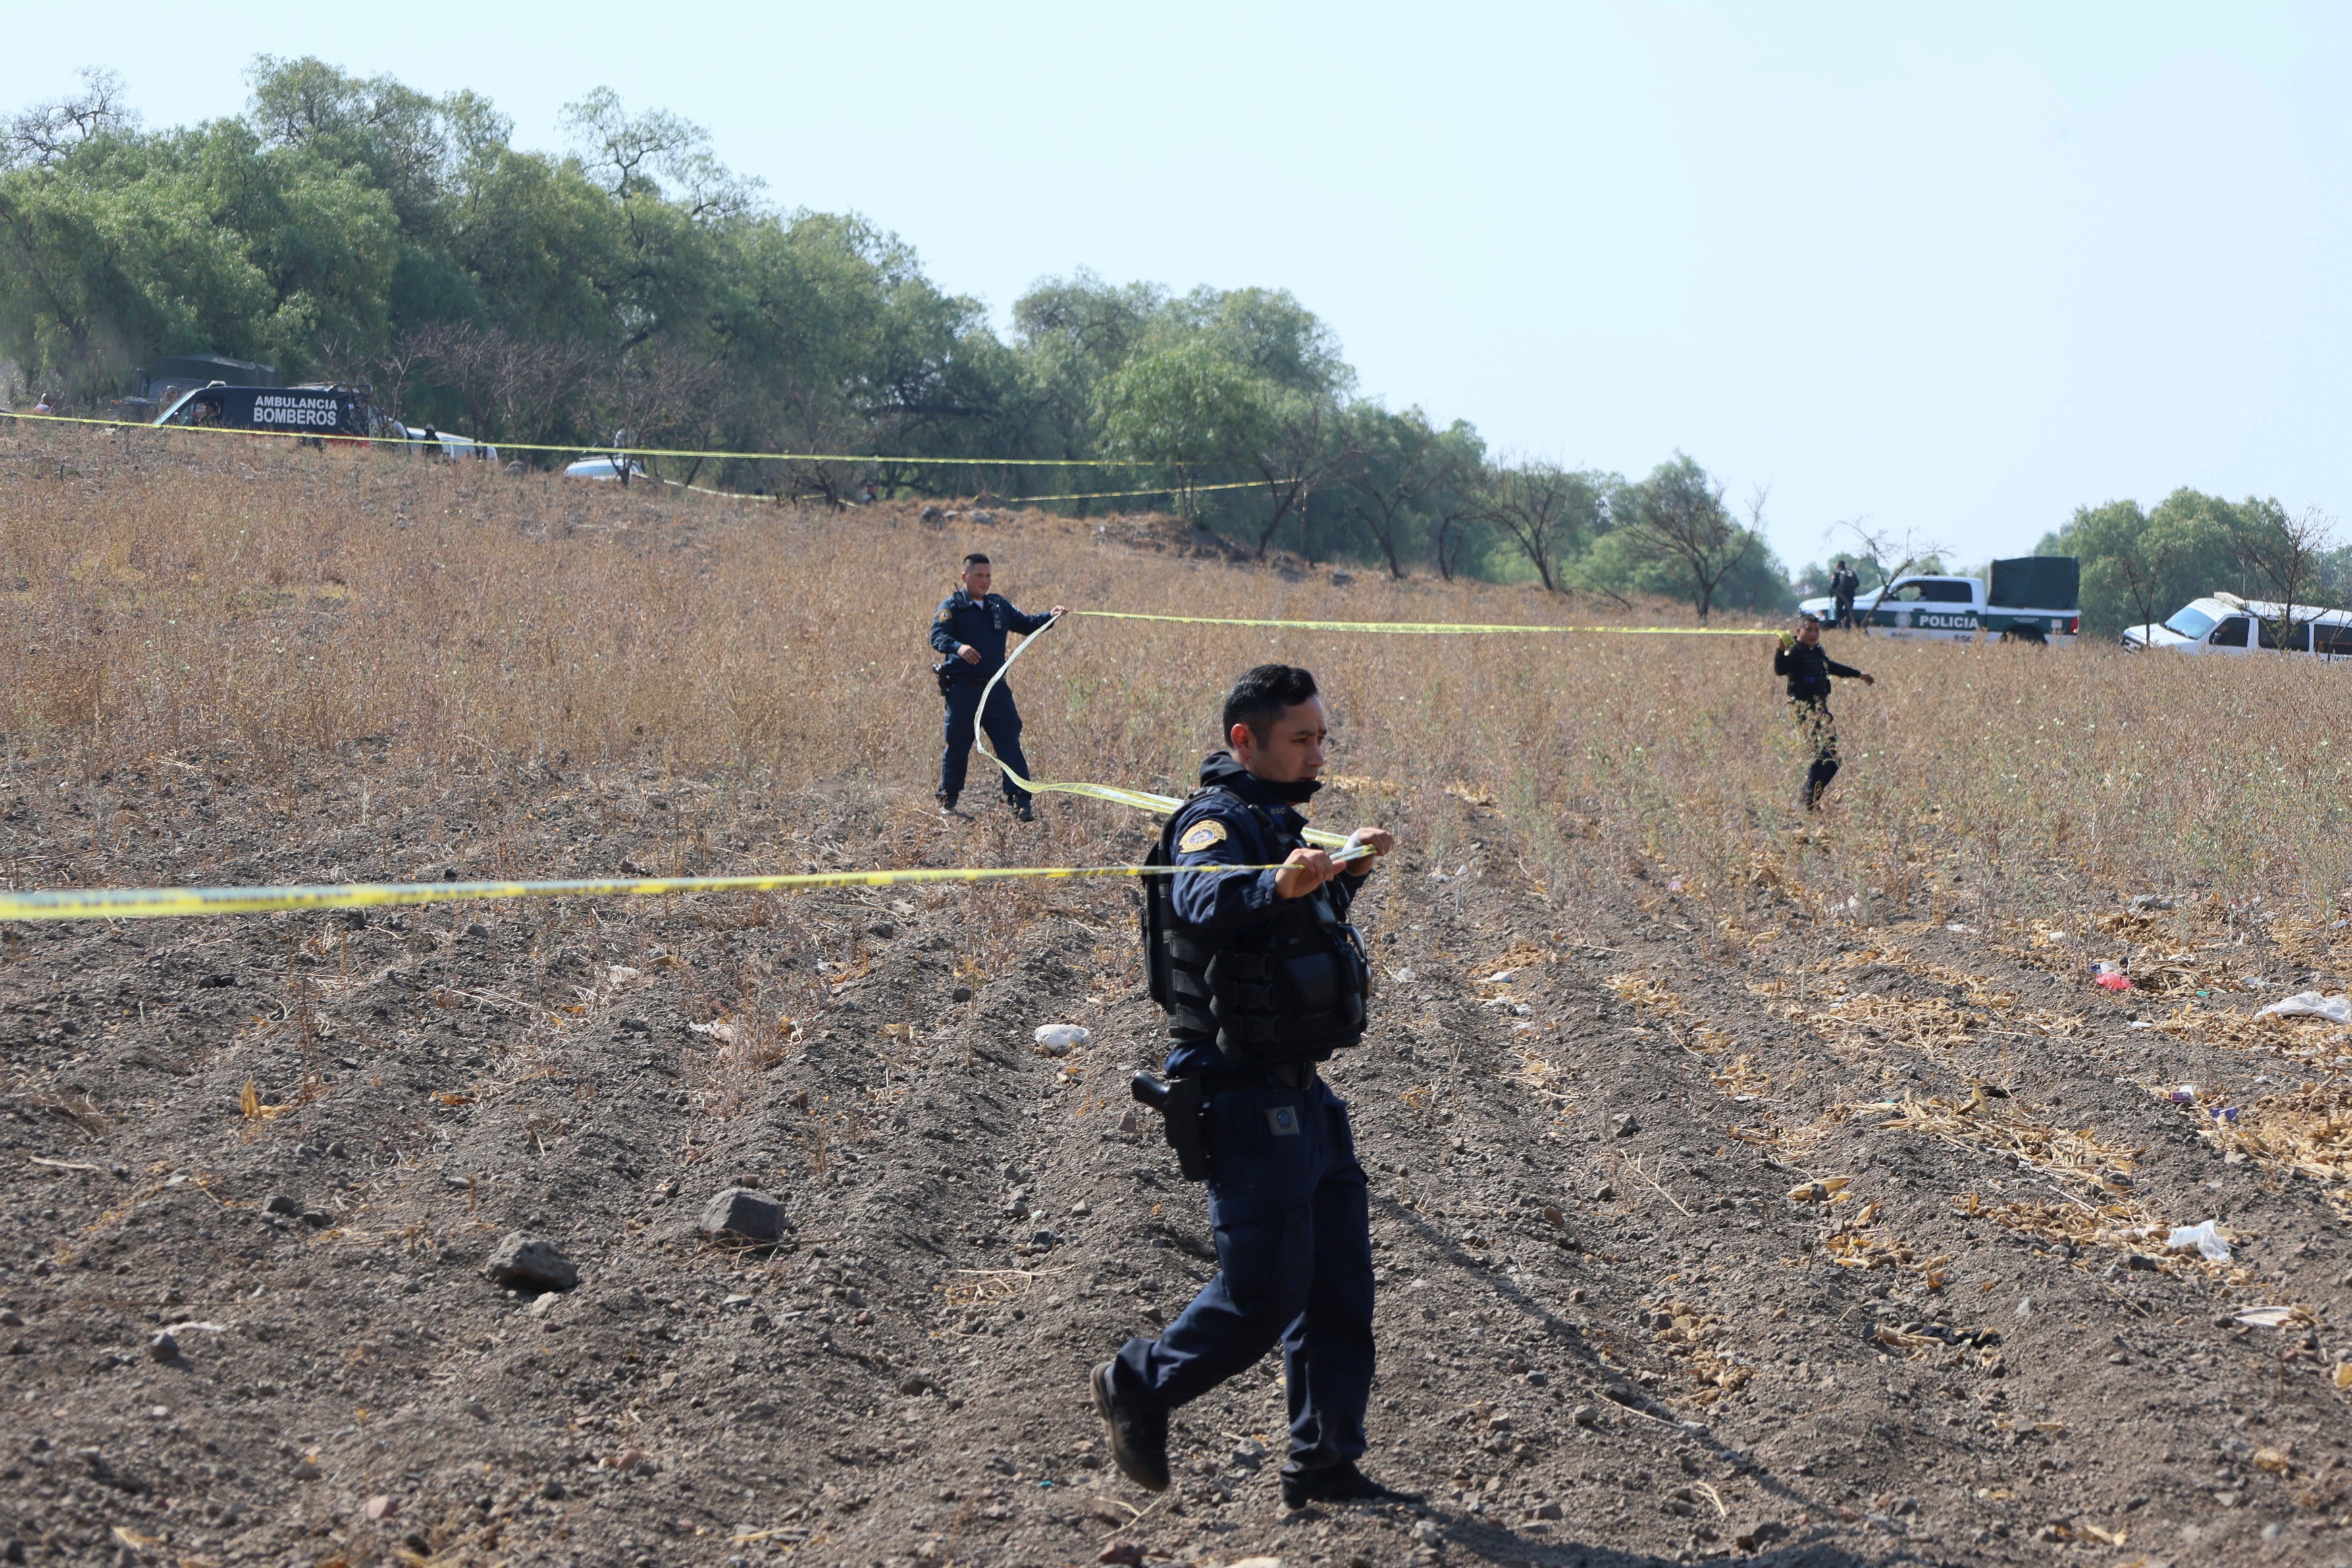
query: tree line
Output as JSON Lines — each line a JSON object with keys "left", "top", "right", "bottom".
{"left": 2037, "top": 490, "right": 2349, "bottom": 640}
{"left": 0, "top": 60, "right": 1807, "bottom": 613}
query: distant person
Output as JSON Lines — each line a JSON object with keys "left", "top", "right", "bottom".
{"left": 31, "top": 391, "right": 55, "bottom": 415}
{"left": 418, "top": 425, "right": 439, "bottom": 457}
{"left": 1775, "top": 614, "right": 1874, "bottom": 811}
{"left": 929, "top": 553, "right": 1066, "bottom": 820}
{"left": 1829, "top": 560, "right": 1861, "bottom": 631}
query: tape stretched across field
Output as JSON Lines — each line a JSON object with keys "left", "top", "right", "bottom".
{"left": 0, "top": 860, "right": 1355, "bottom": 924}
{"left": 0, "top": 408, "right": 1160, "bottom": 468}
{"left": 1076, "top": 610, "right": 1780, "bottom": 636}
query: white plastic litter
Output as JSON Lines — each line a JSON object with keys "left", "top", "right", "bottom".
{"left": 1389, "top": 968, "right": 1417, "bottom": 983}
{"left": 2166, "top": 1220, "right": 2232, "bottom": 1262}
{"left": 1482, "top": 969, "right": 1517, "bottom": 983}
{"left": 1033, "top": 1024, "right": 1091, "bottom": 1055}
{"left": 1945, "top": 923, "right": 1977, "bottom": 933}
{"left": 688, "top": 1020, "right": 742, "bottom": 1045}
{"left": 2234, "top": 1305, "right": 2296, "bottom": 1328}
{"left": 2256, "top": 990, "right": 2352, "bottom": 1023}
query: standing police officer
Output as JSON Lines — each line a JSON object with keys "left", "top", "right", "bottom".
{"left": 929, "top": 553, "right": 1066, "bottom": 820}
{"left": 1093, "top": 664, "right": 1415, "bottom": 1509}
{"left": 1829, "top": 560, "right": 1862, "bottom": 632}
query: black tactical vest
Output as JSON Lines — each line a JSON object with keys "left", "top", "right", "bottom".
{"left": 1141, "top": 787, "right": 1372, "bottom": 1067}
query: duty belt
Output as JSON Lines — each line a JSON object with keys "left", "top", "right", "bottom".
{"left": 1197, "top": 1060, "right": 1317, "bottom": 1091}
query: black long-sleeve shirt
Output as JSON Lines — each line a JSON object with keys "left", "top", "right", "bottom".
{"left": 1773, "top": 640, "right": 1864, "bottom": 700}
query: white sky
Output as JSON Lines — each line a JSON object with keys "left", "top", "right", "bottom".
{"left": 15, "top": 1, "right": 2349, "bottom": 570}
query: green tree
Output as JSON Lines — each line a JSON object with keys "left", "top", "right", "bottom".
{"left": 2038, "top": 489, "right": 2251, "bottom": 639}
{"left": 1097, "top": 340, "right": 1267, "bottom": 518}
{"left": 1611, "top": 453, "right": 1760, "bottom": 621}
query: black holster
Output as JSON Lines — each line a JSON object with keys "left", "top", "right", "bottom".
{"left": 1131, "top": 1072, "right": 1208, "bottom": 1182}
{"left": 933, "top": 660, "right": 958, "bottom": 696}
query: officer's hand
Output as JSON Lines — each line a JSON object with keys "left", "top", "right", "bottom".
{"left": 1860, "top": 673, "right": 1876, "bottom": 685}
{"left": 1273, "top": 847, "right": 1338, "bottom": 899}
{"left": 958, "top": 645, "right": 981, "bottom": 664}
{"left": 1342, "top": 827, "right": 1393, "bottom": 873}
{"left": 1049, "top": 604, "right": 1068, "bottom": 619}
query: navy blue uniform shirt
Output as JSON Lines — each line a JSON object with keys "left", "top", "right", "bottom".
{"left": 1162, "top": 753, "right": 1374, "bottom": 1076}
{"left": 929, "top": 590, "right": 1054, "bottom": 683}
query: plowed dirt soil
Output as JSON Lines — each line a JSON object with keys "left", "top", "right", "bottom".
{"left": 1, "top": 479, "right": 2350, "bottom": 1568}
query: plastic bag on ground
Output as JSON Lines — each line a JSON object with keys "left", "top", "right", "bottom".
{"left": 2166, "top": 1220, "right": 2232, "bottom": 1262}
{"left": 1033, "top": 1024, "right": 1091, "bottom": 1055}
{"left": 2256, "top": 990, "right": 2352, "bottom": 1023}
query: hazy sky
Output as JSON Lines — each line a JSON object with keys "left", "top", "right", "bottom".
{"left": 15, "top": 2, "right": 2348, "bottom": 570}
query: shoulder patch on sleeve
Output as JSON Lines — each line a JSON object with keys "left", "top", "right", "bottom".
{"left": 1177, "top": 820, "right": 1229, "bottom": 854}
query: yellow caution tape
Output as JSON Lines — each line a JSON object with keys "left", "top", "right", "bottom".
{"left": 0, "top": 858, "right": 1337, "bottom": 924}
{"left": 1075, "top": 610, "right": 1779, "bottom": 635}
{"left": 0, "top": 408, "right": 1161, "bottom": 468}
{"left": 663, "top": 476, "right": 1263, "bottom": 506}
{"left": 964, "top": 614, "right": 1363, "bottom": 852}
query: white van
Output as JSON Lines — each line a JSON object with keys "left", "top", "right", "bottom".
{"left": 2124, "top": 592, "right": 2352, "bottom": 658}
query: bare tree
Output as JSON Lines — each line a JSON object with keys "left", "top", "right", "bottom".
{"left": 1472, "top": 461, "right": 1601, "bottom": 594}
{"left": 404, "top": 322, "right": 596, "bottom": 450}
{"left": 1619, "top": 457, "right": 1760, "bottom": 622}
{"left": 3, "top": 69, "right": 136, "bottom": 170}
{"left": 1833, "top": 517, "right": 1948, "bottom": 591}
{"left": 597, "top": 342, "right": 725, "bottom": 486}
{"left": 1247, "top": 393, "right": 1352, "bottom": 559}
{"left": 2228, "top": 502, "right": 2336, "bottom": 651}
{"left": 2114, "top": 537, "right": 2180, "bottom": 637}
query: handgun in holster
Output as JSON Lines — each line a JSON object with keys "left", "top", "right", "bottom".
{"left": 1130, "top": 1071, "right": 1209, "bottom": 1182}
{"left": 932, "top": 660, "right": 958, "bottom": 696}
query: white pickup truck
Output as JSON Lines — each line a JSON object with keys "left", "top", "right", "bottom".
{"left": 2124, "top": 592, "right": 2352, "bottom": 658}
{"left": 1797, "top": 557, "right": 2080, "bottom": 644}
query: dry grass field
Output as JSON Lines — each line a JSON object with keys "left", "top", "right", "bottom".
{"left": 1, "top": 422, "right": 2350, "bottom": 1568}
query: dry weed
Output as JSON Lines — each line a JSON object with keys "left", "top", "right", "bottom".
{"left": 1864, "top": 1090, "right": 2139, "bottom": 1197}
{"left": 6, "top": 425, "right": 2352, "bottom": 934}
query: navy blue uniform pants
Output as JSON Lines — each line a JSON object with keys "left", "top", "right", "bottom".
{"left": 939, "top": 679, "right": 1032, "bottom": 803}
{"left": 1111, "top": 1076, "right": 1375, "bottom": 1478}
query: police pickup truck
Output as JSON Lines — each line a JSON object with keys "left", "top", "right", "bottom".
{"left": 1798, "top": 556, "right": 2079, "bottom": 644}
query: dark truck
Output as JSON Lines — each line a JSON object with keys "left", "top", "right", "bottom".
{"left": 150, "top": 383, "right": 387, "bottom": 441}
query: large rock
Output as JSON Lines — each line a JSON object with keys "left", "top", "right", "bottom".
{"left": 700, "top": 1187, "right": 789, "bottom": 1242}
{"left": 483, "top": 1233, "right": 577, "bottom": 1293}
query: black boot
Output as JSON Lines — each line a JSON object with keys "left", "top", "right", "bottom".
{"left": 1089, "top": 1363, "right": 1168, "bottom": 1492}
{"left": 1012, "top": 798, "right": 1035, "bottom": 822}
{"left": 935, "top": 789, "right": 957, "bottom": 812}
{"left": 1282, "top": 1462, "right": 1423, "bottom": 1509}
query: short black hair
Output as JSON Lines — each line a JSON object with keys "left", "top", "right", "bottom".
{"left": 1796, "top": 613, "right": 1823, "bottom": 629}
{"left": 1223, "top": 664, "right": 1320, "bottom": 745}
{"left": 962, "top": 552, "right": 989, "bottom": 567}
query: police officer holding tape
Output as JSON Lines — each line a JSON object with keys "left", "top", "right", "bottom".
{"left": 1094, "top": 664, "right": 1416, "bottom": 1509}
{"left": 929, "top": 553, "right": 1066, "bottom": 820}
